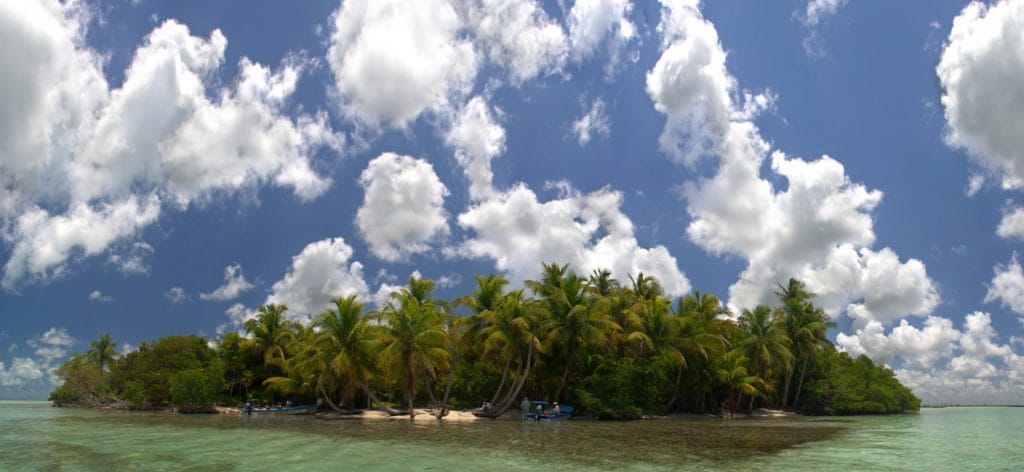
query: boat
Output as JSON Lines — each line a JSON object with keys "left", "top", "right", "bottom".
{"left": 526, "top": 400, "right": 573, "bottom": 420}
{"left": 242, "top": 400, "right": 316, "bottom": 415}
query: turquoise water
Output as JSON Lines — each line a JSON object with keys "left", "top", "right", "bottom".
{"left": 0, "top": 402, "right": 1021, "bottom": 471}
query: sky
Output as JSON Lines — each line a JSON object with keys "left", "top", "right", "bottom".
{"left": 2, "top": 0, "right": 1024, "bottom": 404}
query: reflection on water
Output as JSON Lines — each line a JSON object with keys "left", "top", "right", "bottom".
{"left": 13, "top": 403, "right": 1024, "bottom": 470}
{"left": 0, "top": 402, "right": 850, "bottom": 471}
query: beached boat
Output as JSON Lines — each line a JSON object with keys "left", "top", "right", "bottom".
{"left": 526, "top": 400, "right": 573, "bottom": 420}
{"left": 243, "top": 400, "right": 316, "bottom": 415}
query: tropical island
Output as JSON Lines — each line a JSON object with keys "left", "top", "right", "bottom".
{"left": 50, "top": 263, "right": 919, "bottom": 418}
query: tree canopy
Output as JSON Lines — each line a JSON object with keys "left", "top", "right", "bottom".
{"left": 51, "top": 267, "right": 918, "bottom": 417}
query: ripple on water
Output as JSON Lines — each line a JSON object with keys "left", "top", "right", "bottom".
{"left": 13, "top": 403, "right": 1024, "bottom": 471}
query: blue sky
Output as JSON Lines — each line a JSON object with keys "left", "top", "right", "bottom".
{"left": 3, "top": 0, "right": 1024, "bottom": 403}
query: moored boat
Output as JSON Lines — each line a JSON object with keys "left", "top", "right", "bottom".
{"left": 526, "top": 400, "right": 573, "bottom": 420}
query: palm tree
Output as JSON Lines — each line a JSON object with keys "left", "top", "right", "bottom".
{"left": 628, "top": 272, "right": 662, "bottom": 302}
{"left": 87, "top": 334, "right": 117, "bottom": 371}
{"left": 587, "top": 268, "right": 618, "bottom": 297}
{"left": 263, "top": 324, "right": 321, "bottom": 400}
{"left": 454, "top": 274, "right": 508, "bottom": 360}
{"left": 790, "top": 305, "right": 835, "bottom": 407}
{"left": 378, "top": 281, "right": 450, "bottom": 417}
{"left": 477, "top": 290, "right": 542, "bottom": 417}
{"left": 774, "top": 279, "right": 834, "bottom": 408}
{"left": 738, "top": 305, "right": 792, "bottom": 408}
{"left": 716, "top": 351, "right": 763, "bottom": 418}
{"left": 537, "top": 272, "right": 609, "bottom": 401}
{"left": 244, "top": 304, "right": 294, "bottom": 368}
{"left": 314, "top": 295, "right": 400, "bottom": 414}
{"left": 671, "top": 290, "right": 731, "bottom": 412}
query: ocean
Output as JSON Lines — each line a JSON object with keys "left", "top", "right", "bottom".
{"left": 0, "top": 401, "right": 1020, "bottom": 470}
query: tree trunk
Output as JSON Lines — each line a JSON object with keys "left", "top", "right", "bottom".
{"left": 359, "top": 381, "right": 403, "bottom": 416}
{"left": 434, "top": 355, "right": 458, "bottom": 420}
{"left": 489, "top": 358, "right": 512, "bottom": 406}
{"left": 666, "top": 363, "right": 684, "bottom": 411}
{"left": 483, "top": 342, "right": 534, "bottom": 418}
{"left": 424, "top": 374, "right": 438, "bottom": 406}
{"left": 793, "top": 356, "right": 809, "bottom": 407}
{"left": 782, "top": 365, "right": 794, "bottom": 408}
{"left": 554, "top": 361, "right": 571, "bottom": 403}
{"left": 319, "top": 383, "right": 344, "bottom": 412}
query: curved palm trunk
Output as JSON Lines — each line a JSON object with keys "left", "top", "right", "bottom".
{"left": 483, "top": 342, "right": 534, "bottom": 418}
{"left": 434, "top": 356, "right": 458, "bottom": 419}
{"left": 319, "top": 383, "right": 344, "bottom": 412}
{"left": 358, "top": 381, "right": 403, "bottom": 416}
{"left": 666, "top": 364, "right": 684, "bottom": 411}
{"left": 424, "top": 374, "right": 438, "bottom": 406}
{"left": 489, "top": 358, "right": 512, "bottom": 406}
{"left": 554, "top": 362, "right": 571, "bottom": 403}
{"left": 793, "top": 356, "right": 809, "bottom": 407}
{"left": 782, "top": 366, "right": 794, "bottom": 408}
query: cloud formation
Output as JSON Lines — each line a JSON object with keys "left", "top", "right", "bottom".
{"left": 446, "top": 96, "right": 506, "bottom": 202}
{"left": 939, "top": 0, "right": 1024, "bottom": 184}
{"left": 88, "top": 290, "right": 114, "bottom": 303}
{"left": 986, "top": 254, "right": 1024, "bottom": 326}
{"left": 2, "top": 195, "right": 161, "bottom": 290}
{"left": 0, "top": 3, "right": 340, "bottom": 289}
{"left": 647, "top": 0, "right": 938, "bottom": 323}
{"left": 200, "top": 263, "right": 254, "bottom": 301}
{"left": 572, "top": 98, "right": 611, "bottom": 146}
{"left": 567, "top": 0, "right": 637, "bottom": 70}
{"left": 265, "top": 237, "right": 370, "bottom": 322}
{"left": 356, "top": 153, "right": 450, "bottom": 261}
{"left": 461, "top": 0, "right": 567, "bottom": 83}
{"left": 328, "top": 0, "right": 477, "bottom": 127}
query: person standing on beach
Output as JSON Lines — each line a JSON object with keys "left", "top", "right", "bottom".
{"left": 520, "top": 397, "right": 531, "bottom": 420}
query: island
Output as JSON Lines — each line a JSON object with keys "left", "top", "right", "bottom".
{"left": 50, "top": 264, "right": 919, "bottom": 418}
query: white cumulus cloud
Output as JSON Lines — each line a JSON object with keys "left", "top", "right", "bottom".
{"left": 0, "top": 5, "right": 340, "bottom": 290}
{"left": 457, "top": 183, "right": 691, "bottom": 297}
{"left": 165, "top": 286, "right": 187, "bottom": 303}
{"left": 446, "top": 96, "right": 506, "bottom": 202}
{"left": 646, "top": 0, "right": 938, "bottom": 323}
{"left": 938, "top": 0, "right": 1024, "bottom": 185}
{"left": 264, "top": 237, "right": 370, "bottom": 322}
{"left": 801, "top": 0, "right": 847, "bottom": 27}
{"left": 460, "top": 0, "right": 567, "bottom": 83}
{"left": 985, "top": 254, "right": 1024, "bottom": 325}
{"left": 572, "top": 98, "right": 611, "bottom": 146}
{"left": 328, "top": 0, "right": 477, "bottom": 127}
{"left": 997, "top": 207, "right": 1024, "bottom": 241}
{"left": 2, "top": 195, "right": 161, "bottom": 291}
{"left": 88, "top": 290, "right": 114, "bottom": 303}
{"left": 356, "top": 153, "right": 450, "bottom": 261}
{"left": 200, "top": 263, "right": 254, "bottom": 301}
{"left": 567, "top": 0, "right": 637, "bottom": 70}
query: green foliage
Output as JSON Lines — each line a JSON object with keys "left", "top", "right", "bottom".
{"left": 801, "top": 350, "right": 921, "bottom": 415}
{"left": 49, "top": 353, "right": 107, "bottom": 406}
{"left": 50, "top": 266, "right": 921, "bottom": 419}
{"left": 170, "top": 365, "right": 225, "bottom": 413}
{"left": 577, "top": 357, "right": 667, "bottom": 417}
{"left": 108, "top": 335, "right": 222, "bottom": 409}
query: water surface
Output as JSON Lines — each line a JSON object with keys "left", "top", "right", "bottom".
{"left": 1, "top": 402, "right": 1020, "bottom": 470}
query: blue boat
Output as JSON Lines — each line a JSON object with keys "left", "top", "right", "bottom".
{"left": 526, "top": 400, "right": 573, "bottom": 420}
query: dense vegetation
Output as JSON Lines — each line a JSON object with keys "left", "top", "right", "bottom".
{"left": 51, "top": 264, "right": 919, "bottom": 416}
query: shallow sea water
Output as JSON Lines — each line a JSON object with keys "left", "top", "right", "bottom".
{"left": 0, "top": 401, "right": 1020, "bottom": 471}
